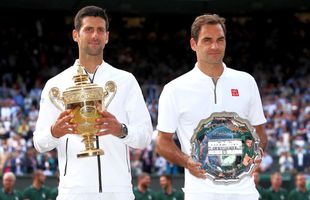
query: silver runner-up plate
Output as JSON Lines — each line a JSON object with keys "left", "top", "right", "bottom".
{"left": 190, "top": 112, "right": 261, "bottom": 184}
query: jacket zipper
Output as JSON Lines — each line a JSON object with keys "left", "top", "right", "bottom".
{"left": 95, "top": 136, "right": 103, "bottom": 193}
{"left": 125, "top": 145, "right": 130, "bottom": 172}
{"left": 214, "top": 86, "right": 217, "bottom": 104}
{"left": 212, "top": 78, "right": 218, "bottom": 104}
{"left": 64, "top": 138, "right": 68, "bottom": 176}
{"left": 86, "top": 72, "right": 103, "bottom": 193}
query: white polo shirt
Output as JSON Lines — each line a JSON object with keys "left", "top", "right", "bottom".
{"left": 157, "top": 63, "right": 266, "bottom": 195}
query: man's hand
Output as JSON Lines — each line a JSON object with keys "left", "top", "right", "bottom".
{"left": 95, "top": 111, "right": 123, "bottom": 137}
{"left": 186, "top": 157, "right": 207, "bottom": 179}
{"left": 51, "top": 110, "right": 77, "bottom": 138}
{"left": 252, "top": 149, "right": 263, "bottom": 174}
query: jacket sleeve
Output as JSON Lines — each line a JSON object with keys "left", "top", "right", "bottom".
{"left": 33, "top": 80, "right": 61, "bottom": 153}
{"left": 120, "top": 75, "right": 153, "bottom": 149}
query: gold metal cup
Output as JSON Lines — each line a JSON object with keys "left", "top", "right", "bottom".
{"left": 49, "top": 65, "right": 117, "bottom": 158}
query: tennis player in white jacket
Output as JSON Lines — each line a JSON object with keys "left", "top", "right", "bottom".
{"left": 33, "top": 5, "right": 152, "bottom": 200}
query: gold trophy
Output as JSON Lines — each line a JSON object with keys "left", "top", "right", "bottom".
{"left": 49, "top": 64, "right": 117, "bottom": 158}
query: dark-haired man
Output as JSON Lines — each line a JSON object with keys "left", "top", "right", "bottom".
{"left": 157, "top": 174, "right": 183, "bottom": 200}
{"left": 156, "top": 13, "right": 267, "bottom": 200}
{"left": 33, "top": 5, "right": 152, "bottom": 200}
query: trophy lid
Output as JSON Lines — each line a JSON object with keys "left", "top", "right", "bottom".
{"left": 62, "top": 65, "right": 104, "bottom": 105}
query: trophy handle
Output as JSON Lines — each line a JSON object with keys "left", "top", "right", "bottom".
{"left": 104, "top": 81, "right": 117, "bottom": 109}
{"left": 49, "top": 87, "right": 65, "bottom": 111}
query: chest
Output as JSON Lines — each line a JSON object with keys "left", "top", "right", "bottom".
{"left": 175, "top": 80, "right": 252, "bottom": 127}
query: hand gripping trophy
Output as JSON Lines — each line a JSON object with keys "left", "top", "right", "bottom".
{"left": 49, "top": 64, "right": 116, "bottom": 158}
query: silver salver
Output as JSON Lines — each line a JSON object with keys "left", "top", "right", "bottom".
{"left": 190, "top": 112, "right": 261, "bottom": 184}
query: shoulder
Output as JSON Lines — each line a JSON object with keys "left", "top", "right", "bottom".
{"left": 44, "top": 66, "right": 76, "bottom": 87}
{"left": 162, "top": 69, "right": 195, "bottom": 92}
{"left": 288, "top": 189, "right": 297, "bottom": 195}
{"left": 225, "top": 67, "right": 255, "bottom": 82}
{"left": 169, "top": 69, "right": 194, "bottom": 85}
{"left": 42, "top": 185, "right": 51, "bottom": 191}
{"left": 23, "top": 186, "right": 32, "bottom": 192}
{"left": 173, "top": 188, "right": 184, "bottom": 197}
{"left": 133, "top": 187, "right": 140, "bottom": 193}
{"left": 280, "top": 187, "right": 289, "bottom": 193}
{"left": 14, "top": 190, "right": 23, "bottom": 197}
{"left": 104, "top": 62, "right": 135, "bottom": 80}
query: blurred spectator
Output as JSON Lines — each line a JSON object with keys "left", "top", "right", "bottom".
{"left": 266, "top": 172, "right": 288, "bottom": 200}
{"left": 0, "top": 172, "right": 23, "bottom": 200}
{"left": 13, "top": 149, "right": 25, "bottom": 175}
{"left": 279, "top": 151, "right": 294, "bottom": 173}
{"left": 141, "top": 144, "right": 153, "bottom": 174}
{"left": 288, "top": 173, "right": 310, "bottom": 200}
{"left": 275, "top": 134, "right": 290, "bottom": 156}
{"left": 259, "top": 151, "right": 273, "bottom": 173}
{"left": 154, "top": 154, "right": 167, "bottom": 176}
{"left": 253, "top": 171, "right": 270, "bottom": 200}
{"left": 133, "top": 172, "right": 156, "bottom": 200}
{"left": 157, "top": 174, "right": 184, "bottom": 200}
{"left": 293, "top": 146, "right": 309, "bottom": 173}
{"left": 23, "top": 147, "right": 38, "bottom": 174}
{"left": 131, "top": 149, "right": 143, "bottom": 176}
{"left": 22, "top": 169, "right": 51, "bottom": 200}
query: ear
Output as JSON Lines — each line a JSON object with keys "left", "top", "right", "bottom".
{"left": 190, "top": 38, "right": 197, "bottom": 51}
{"left": 72, "top": 30, "right": 78, "bottom": 42}
{"left": 105, "top": 31, "right": 110, "bottom": 44}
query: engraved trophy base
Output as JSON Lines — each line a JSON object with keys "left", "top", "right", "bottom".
{"left": 77, "top": 149, "right": 104, "bottom": 158}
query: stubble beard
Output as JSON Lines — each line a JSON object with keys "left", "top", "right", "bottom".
{"left": 85, "top": 45, "right": 104, "bottom": 57}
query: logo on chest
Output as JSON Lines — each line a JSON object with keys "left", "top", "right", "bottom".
{"left": 231, "top": 89, "right": 239, "bottom": 96}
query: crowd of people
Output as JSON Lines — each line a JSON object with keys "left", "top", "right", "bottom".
{"left": 0, "top": 8, "right": 309, "bottom": 192}
{"left": 1, "top": 170, "right": 309, "bottom": 200}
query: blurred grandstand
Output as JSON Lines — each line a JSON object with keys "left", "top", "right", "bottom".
{"left": 0, "top": 0, "right": 309, "bottom": 192}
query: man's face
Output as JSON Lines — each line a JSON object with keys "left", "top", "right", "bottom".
{"left": 296, "top": 175, "right": 306, "bottom": 189}
{"left": 140, "top": 175, "right": 151, "bottom": 188}
{"left": 159, "top": 176, "right": 169, "bottom": 189}
{"left": 271, "top": 174, "right": 282, "bottom": 188}
{"left": 3, "top": 176, "right": 14, "bottom": 191}
{"left": 38, "top": 172, "right": 46, "bottom": 184}
{"left": 190, "top": 24, "right": 226, "bottom": 65}
{"left": 73, "top": 16, "right": 109, "bottom": 57}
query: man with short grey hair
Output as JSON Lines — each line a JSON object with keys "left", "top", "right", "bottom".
{"left": 0, "top": 172, "right": 23, "bottom": 200}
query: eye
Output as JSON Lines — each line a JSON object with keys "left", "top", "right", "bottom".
{"left": 202, "top": 38, "right": 212, "bottom": 44}
{"left": 217, "top": 37, "right": 225, "bottom": 43}
{"left": 84, "top": 27, "right": 93, "bottom": 33}
{"left": 97, "top": 28, "right": 105, "bottom": 33}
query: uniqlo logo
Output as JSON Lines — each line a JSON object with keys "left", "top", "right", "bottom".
{"left": 231, "top": 89, "right": 239, "bottom": 96}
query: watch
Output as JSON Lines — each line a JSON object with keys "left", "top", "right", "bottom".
{"left": 118, "top": 123, "right": 128, "bottom": 139}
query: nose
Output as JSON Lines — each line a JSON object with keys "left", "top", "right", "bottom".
{"left": 92, "top": 32, "right": 98, "bottom": 38}
{"left": 92, "top": 30, "right": 99, "bottom": 38}
{"left": 210, "top": 42, "right": 218, "bottom": 49}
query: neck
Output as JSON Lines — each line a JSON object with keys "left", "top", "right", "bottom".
{"left": 33, "top": 181, "right": 42, "bottom": 190}
{"left": 78, "top": 56, "right": 103, "bottom": 73}
{"left": 272, "top": 186, "right": 280, "bottom": 192}
{"left": 138, "top": 185, "right": 147, "bottom": 193}
{"left": 299, "top": 186, "right": 306, "bottom": 193}
{"left": 4, "top": 188, "right": 13, "bottom": 194}
{"left": 197, "top": 62, "right": 224, "bottom": 78}
{"left": 165, "top": 185, "right": 172, "bottom": 195}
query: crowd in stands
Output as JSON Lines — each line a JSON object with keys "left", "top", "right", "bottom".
{"left": 0, "top": 10, "right": 309, "bottom": 185}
